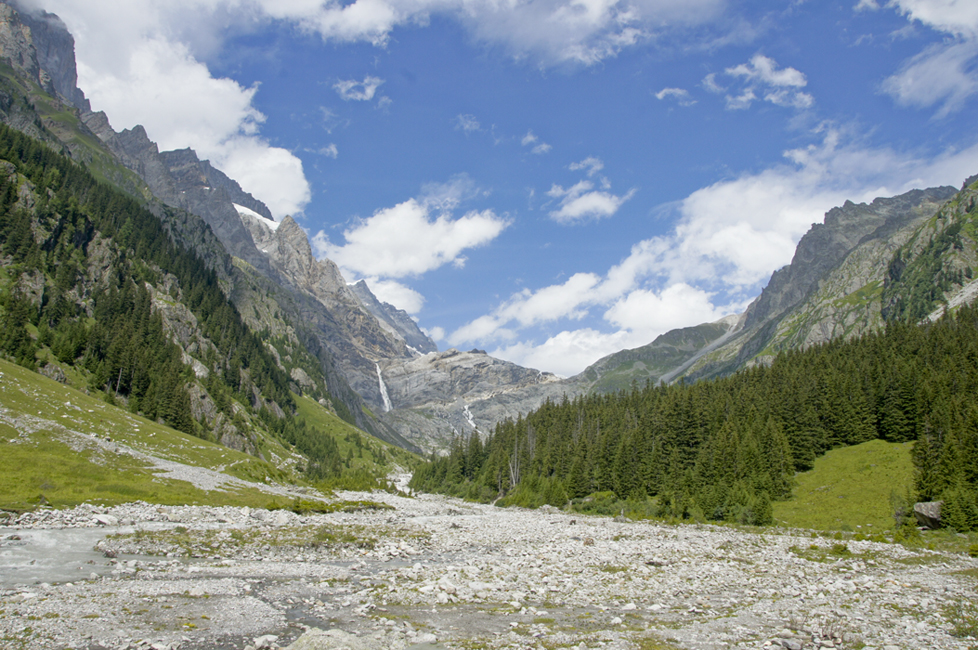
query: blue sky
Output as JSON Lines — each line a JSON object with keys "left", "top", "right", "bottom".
{"left": 28, "top": 0, "right": 978, "bottom": 376}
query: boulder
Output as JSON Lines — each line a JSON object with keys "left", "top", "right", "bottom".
{"left": 913, "top": 501, "right": 943, "bottom": 529}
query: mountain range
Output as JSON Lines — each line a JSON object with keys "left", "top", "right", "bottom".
{"left": 2, "top": 0, "right": 978, "bottom": 463}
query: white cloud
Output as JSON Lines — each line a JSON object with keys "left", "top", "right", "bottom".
{"left": 546, "top": 180, "right": 635, "bottom": 223}
{"left": 455, "top": 114, "right": 481, "bottom": 133}
{"left": 881, "top": 40, "right": 978, "bottom": 117}
{"left": 312, "top": 197, "right": 509, "bottom": 279}
{"left": 877, "top": 1, "right": 978, "bottom": 117}
{"left": 39, "top": 0, "right": 310, "bottom": 219}
{"left": 450, "top": 128, "right": 978, "bottom": 374}
{"left": 334, "top": 75, "right": 385, "bottom": 101}
{"left": 727, "top": 54, "right": 807, "bottom": 87}
{"left": 710, "top": 54, "right": 814, "bottom": 111}
{"left": 569, "top": 156, "right": 604, "bottom": 176}
{"left": 655, "top": 87, "right": 696, "bottom": 106}
{"left": 889, "top": 0, "right": 978, "bottom": 37}
{"left": 319, "top": 143, "right": 339, "bottom": 158}
{"left": 854, "top": 0, "right": 880, "bottom": 12}
{"left": 32, "top": 0, "right": 734, "bottom": 226}
{"left": 424, "top": 325, "right": 446, "bottom": 342}
{"left": 491, "top": 329, "right": 635, "bottom": 377}
{"left": 702, "top": 72, "right": 725, "bottom": 94}
{"left": 215, "top": 136, "right": 311, "bottom": 217}
{"left": 362, "top": 277, "right": 426, "bottom": 313}
{"left": 522, "top": 130, "right": 551, "bottom": 153}
{"left": 420, "top": 174, "right": 483, "bottom": 210}
{"left": 604, "top": 283, "right": 724, "bottom": 338}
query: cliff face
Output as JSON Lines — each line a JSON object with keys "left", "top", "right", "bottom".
{"left": 349, "top": 280, "right": 438, "bottom": 354}
{"left": 677, "top": 186, "right": 958, "bottom": 381}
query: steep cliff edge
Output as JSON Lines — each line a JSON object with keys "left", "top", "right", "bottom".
{"left": 349, "top": 280, "right": 438, "bottom": 354}
{"left": 679, "top": 185, "right": 958, "bottom": 380}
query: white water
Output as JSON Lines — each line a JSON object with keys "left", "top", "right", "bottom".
{"left": 376, "top": 363, "right": 392, "bottom": 412}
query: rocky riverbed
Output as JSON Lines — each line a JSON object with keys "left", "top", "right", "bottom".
{"left": 1, "top": 490, "right": 977, "bottom": 650}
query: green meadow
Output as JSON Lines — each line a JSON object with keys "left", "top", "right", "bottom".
{"left": 0, "top": 358, "right": 301, "bottom": 511}
{"left": 773, "top": 438, "right": 914, "bottom": 532}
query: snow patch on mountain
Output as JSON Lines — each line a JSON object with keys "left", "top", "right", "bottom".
{"left": 234, "top": 203, "right": 280, "bottom": 231}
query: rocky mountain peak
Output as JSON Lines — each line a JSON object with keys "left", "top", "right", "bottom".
{"left": 7, "top": 2, "right": 88, "bottom": 111}
{"left": 349, "top": 280, "right": 438, "bottom": 354}
{"left": 742, "top": 186, "right": 958, "bottom": 333}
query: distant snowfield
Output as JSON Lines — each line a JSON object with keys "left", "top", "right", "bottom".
{"left": 234, "top": 203, "right": 279, "bottom": 231}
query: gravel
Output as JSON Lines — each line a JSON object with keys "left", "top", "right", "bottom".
{"left": 1, "top": 488, "right": 976, "bottom": 650}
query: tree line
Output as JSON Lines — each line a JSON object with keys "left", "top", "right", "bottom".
{"left": 412, "top": 306, "right": 978, "bottom": 531}
{"left": 0, "top": 123, "right": 347, "bottom": 479}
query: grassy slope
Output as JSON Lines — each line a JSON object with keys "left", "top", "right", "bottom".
{"left": 293, "top": 395, "right": 419, "bottom": 472}
{"left": 0, "top": 358, "right": 304, "bottom": 511}
{"left": 773, "top": 438, "right": 914, "bottom": 532}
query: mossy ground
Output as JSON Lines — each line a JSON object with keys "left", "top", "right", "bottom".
{"left": 773, "top": 439, "right": 914, "bottom": 532}
{"left": 0, "top": 358, "right": 299, "bottom": 511}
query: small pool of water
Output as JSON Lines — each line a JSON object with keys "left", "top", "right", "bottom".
{"left": 0, "top": 526, "right": 144, "bottom": 588}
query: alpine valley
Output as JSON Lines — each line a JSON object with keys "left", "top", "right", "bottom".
{"left": 0, "top": 0, "right": 977, "bottom": 492}
{"left": 3, "top": 3, "right": 978, "bottom": 650}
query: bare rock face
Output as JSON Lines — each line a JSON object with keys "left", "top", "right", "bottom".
{"left": 743, "top": 188, "right": 958, "bottom": 333}
{"left": 0, "top": 4, "right": 49, "bottom": 96}
{"left": 681, "top": 186, "right": 958, "bottom": 381}
{"left": 4, "top": 2, "right": 89, "bottom": 111}
{"left": 914, "top": 501, "right": 942, "bottom": 529}
{"left": 375, "top": 349, "right": 573, "bottom": 450}
{"left": 349, "top": 280, "right": 438, "bottom": 354}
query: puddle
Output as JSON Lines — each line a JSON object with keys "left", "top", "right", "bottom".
{"left": 0, "top": 526, "right": 157, "bottom": 588}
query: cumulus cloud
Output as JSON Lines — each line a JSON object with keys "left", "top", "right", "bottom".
{"left": 334, "top": 76, "right": 385, "bottom": 101}
{"left": 361, "top": 277, "right": 427, "bottom": 314}
{"left": 39, "top": 0, "right": 310, "bottom": 219}
{"left": 708, "top": 54, "right": 814, "bottom": 111}
{"left": 491, "top": 329, "right": 635, "bottom": 378}
{"left": 547, "top": 181, "right": 635, "bottom": 223}
{"left": 451, "top": 128, "right": 978, "bottom": 374}
{"left": 312, "top": 196, "right": 509, "bottom": 281}
{"left": 33, "top": 0, "right": 735, "bottom": 218}
{"left": 546, "top": 161, "right": 635, "bottom": 224}
{"left": 888, "top": 0, "right": 978, "bottom": 37}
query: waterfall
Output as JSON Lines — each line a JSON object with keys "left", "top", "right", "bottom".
{"left": 376, "top": 363, "right": 392, "bottom": 413}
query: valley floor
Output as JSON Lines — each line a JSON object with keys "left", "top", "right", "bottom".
{"left": 1, "top": 489, "right": 977, "bottom": 650}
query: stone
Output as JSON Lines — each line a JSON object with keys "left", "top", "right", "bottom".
{"left": 778, "top": 640, "right": 802, "bottom": 650}
{"left": 94, "top": 514, "right": 119, "bottom": 526}
{"left": 253, "top": 635, "right": 279, "bottom": 649}
{"left": 913, "top": 501, "right": 942, "bottom": 529}
{"left": 285, "top": 629, "right": 380, "bottom": 650}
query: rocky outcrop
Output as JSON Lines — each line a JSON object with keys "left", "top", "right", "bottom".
{"left": 349, "top": 280, "right": 438, "bottom": 354}
{"left": 914, "top": 501, "right": 942, "bottom": 529}
{"left": 376, "top": 349, "right": 571, "bottom": 450}
{"left": 5, "top": 2, "right": 88, "bottom": 110}
{"left": 79, "top": 117, "right": 277, "bottom": 276}
{"left": 680, "top": 186, "right": 958, "bottom": 381}
{"left": 742, "top": 188, "right": 958, "bottom": 332}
